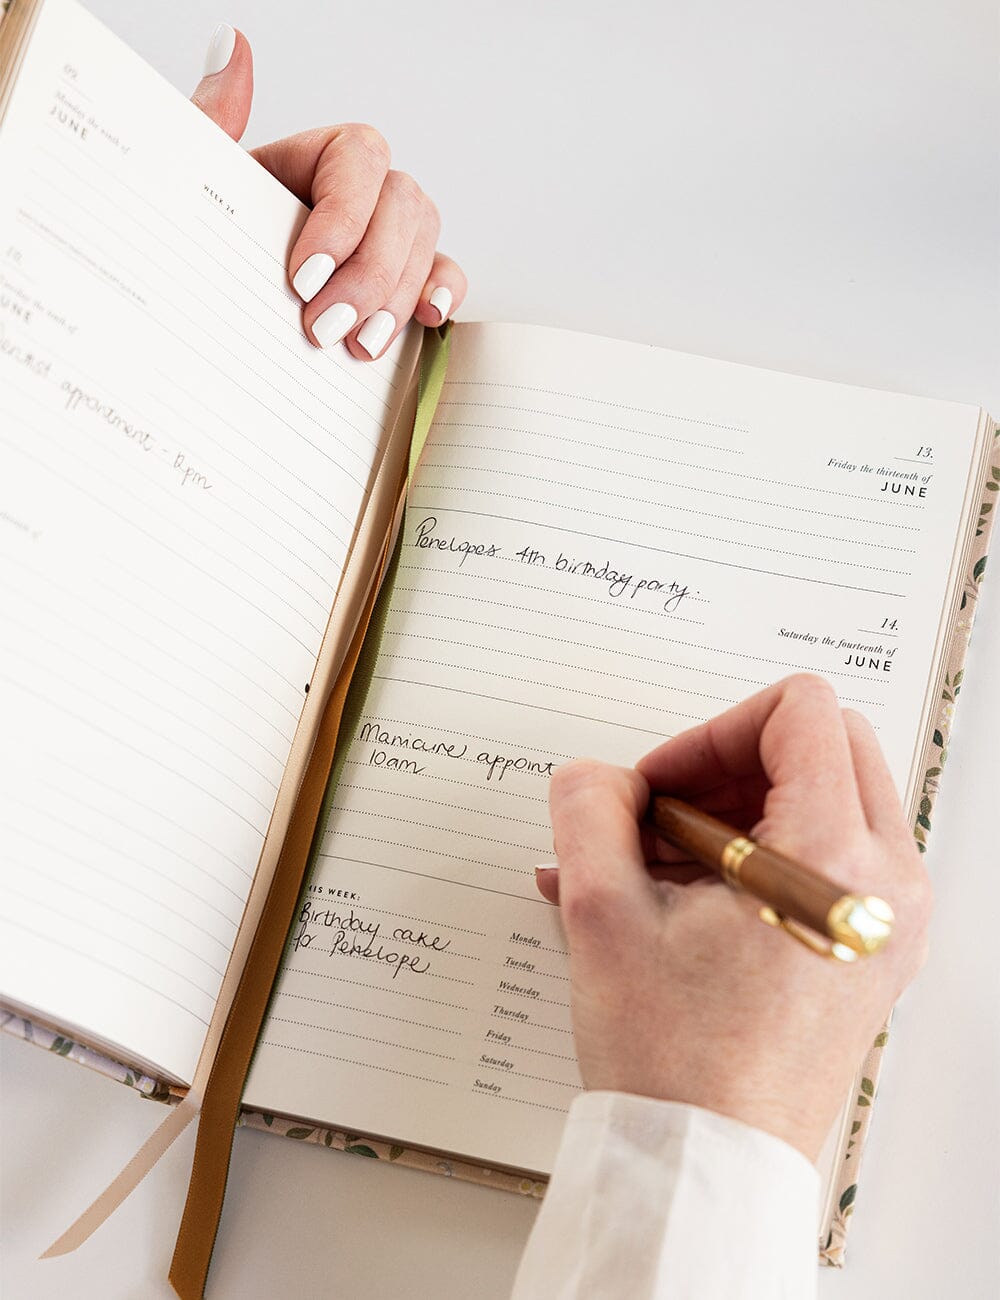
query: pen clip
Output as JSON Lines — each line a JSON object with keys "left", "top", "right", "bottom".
{"left": 757, "top": 907, "right": 861, "bottom": 962}
{"left": 718, "top": 829, "right": 894, "bottom": 960}
{"left": 757, "top": 893, "right": 894, "bottom": 961}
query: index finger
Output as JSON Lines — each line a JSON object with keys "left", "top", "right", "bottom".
{"left": 251, "top": 124, "right": 391, "bottom": 302}
{"left": 549, "top": 759, "right": 660, "bottom": 938}
{"left": 637, "top": 674, "right": 867, "bottom": 843}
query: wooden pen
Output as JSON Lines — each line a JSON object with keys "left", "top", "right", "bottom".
{"left": 648, "top": 796, "right": 894, "bottom": 962}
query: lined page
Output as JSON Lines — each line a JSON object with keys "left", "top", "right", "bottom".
{"left": 0, "top": 0, "right": 413, "bottom": 1083}
{"left": 245, "top": 328, "right": 985, "bottom": 1171}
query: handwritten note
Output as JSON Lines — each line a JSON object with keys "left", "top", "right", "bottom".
{"left": 0, "top": 0, "right": 415, "bottom": 1084}
{"left": 245, "top": 322, "right": 986, "bottom": 1174}
{"left": 414, "top": 514, "right": 692, "bottom": 610}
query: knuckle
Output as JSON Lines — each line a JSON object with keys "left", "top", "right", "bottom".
{"left": 888, "top": 867, "right": 933, "bottom": 976}
{"left": 901, "top": 926, "right": 931, "bottom": 982}
{"left": 388, "top": 170, "right": 424, "bottom": 213}
{"left": 422, "top": 195, "right": 441, "bottom": 236}
{"left": 841, "top": 707, "right": 879, "bottom": 745}
{"left": 332, "top": 205, "right": 368, "bottom": 248}
{"left": 785, "top": 671, "right": 837, "bottom": 702}
{"left": 560, "top": 871, "right": 619, "bottom": 935}
{"left": 358, "top": 258, "right": 396, "bottom": 302}
{"left": 342, "top": 122, "right": 391, "bottom": 170}
{"left": 550, "top": 757, "right": 607, "bottom": 807}
{"left": 454, "top": 265, "right": 469, "bottom": 297}
{"left": 907, "top": 870, "right": 934, "bottom": 932}
{"left": 429, "top": 254, "right": 467, "bottom": 301}
{"left": 299, "top": 124, "right": 337, "bottom": 154}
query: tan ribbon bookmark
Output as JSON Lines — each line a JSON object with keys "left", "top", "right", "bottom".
{"left": 168, "top": 523, "right": 399, "bottom": 1298}
{"left": 168, "top": 325, "right": 449, "bottom": 1297}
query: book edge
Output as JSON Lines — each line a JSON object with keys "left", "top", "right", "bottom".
{"left": 818, "top": 410, "right": 999, "bottom": 1265}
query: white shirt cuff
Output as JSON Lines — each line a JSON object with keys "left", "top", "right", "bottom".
{"left": 511, "top": 1091, "right": 821, "bottom": 1300}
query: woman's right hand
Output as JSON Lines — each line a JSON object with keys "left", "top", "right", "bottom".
{"left": 537, "top": 674, "right": 932, "bottom": 1162}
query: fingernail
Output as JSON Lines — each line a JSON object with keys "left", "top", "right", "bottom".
{"left": 356, "top": 309, "right": 396, "bottom": 358}
{"left": 312, "top": 302, "right": 358, "bottom": 348}
{"left": 203, "top": 23, "right": 236, "bottom": 76}
{"left": 292, "top": 253, "right": 336, "bottom": 303}
{"left": 534, "top": 863, "right": 559, "bottom": 875}
{"left": 428, "top": 286, "right": 452, "bottom": 323}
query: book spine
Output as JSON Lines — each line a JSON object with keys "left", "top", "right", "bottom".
{"left": 0, "top": 0, "right": 45, "bottom": 123}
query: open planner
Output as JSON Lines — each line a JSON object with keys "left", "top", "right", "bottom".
{"left": 2, "top": 0, "right": 997, "bottom": 1277}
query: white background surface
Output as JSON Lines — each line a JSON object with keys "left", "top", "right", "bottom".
{"left": 2, "top": 1, "right": 998, "bottom": 1296}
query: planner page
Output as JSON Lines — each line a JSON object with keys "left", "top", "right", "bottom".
{"left": 0, "top": 0, "right": 414, "bottom": 1083}
{"left": 246, "top": 324, "right": 986, "bottom": 1173}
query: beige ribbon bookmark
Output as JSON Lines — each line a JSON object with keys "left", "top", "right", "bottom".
{"left": 39, "top": 1095, "right": 201, "bottom": 1258}
{"left": 169, "top": 528, "right": 398, "bottom": 1298}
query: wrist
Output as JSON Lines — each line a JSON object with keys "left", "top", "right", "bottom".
{"left": 578, "top": 1053, "right": 847, "bottom": 1163}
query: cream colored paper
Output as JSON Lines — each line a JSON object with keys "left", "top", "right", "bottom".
{"left": 4, "top": 349, "right": 994, "bottom": 1267}
{"left": 0, "top": 0, "right": 414, "bottom": 1085}
{"left": 245, "top": 322, "right": 989, "bottom": 1177}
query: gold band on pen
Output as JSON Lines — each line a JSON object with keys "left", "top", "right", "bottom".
{"left": 720, "top": 835, "right": 756, "bottom": 889}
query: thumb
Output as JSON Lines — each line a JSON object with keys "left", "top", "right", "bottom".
{"left": 191, "top": 24, "right": 253, "bottom": 141}
{"left": 534, "top": 864, "right": 560, "bottom": 905}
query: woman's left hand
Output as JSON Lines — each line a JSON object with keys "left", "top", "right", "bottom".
{"left": 191, "top": 24, "right": 466, "bottom": 359}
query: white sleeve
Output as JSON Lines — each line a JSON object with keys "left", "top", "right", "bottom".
{"left": 511, "top": 1091, "right": 820, "bottom": 1300}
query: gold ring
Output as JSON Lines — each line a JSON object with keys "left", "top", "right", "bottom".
{"left": 720, "top": 835, "right": 756, "bottom": 889}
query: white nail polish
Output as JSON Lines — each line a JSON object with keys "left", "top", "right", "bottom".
{"left": 312, "top": 302, "right": 358, "bottom": 348}
{"left": 203, "top": 24, "right": 236, "bottom": 77}
{"left": 356, "top": 310, "right": 396, "bottom": 358}
{"left": 428, "top": 286, "right": 452, "bottom": 323}
{"left": 292, "top": 253, "right": 336, "bottom": 303}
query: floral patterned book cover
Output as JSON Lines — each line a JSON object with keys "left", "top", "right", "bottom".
{"left": 4, "top": 426, "right": 997, "bottom": 1264}
{"left": 820, "top": 421, "right": 998, "bottom": 1263}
